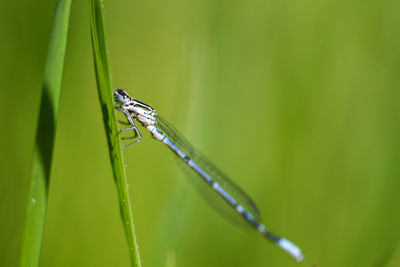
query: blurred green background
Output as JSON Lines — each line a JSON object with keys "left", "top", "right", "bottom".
{"left": 1, "top": 0, "right": 400, "bottom": 266}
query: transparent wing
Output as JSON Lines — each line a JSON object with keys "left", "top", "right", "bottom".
{"left": 156, "top": 114, "right": 261, "bottom": 228}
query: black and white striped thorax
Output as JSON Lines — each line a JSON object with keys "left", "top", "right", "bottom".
{"left": 114, "top": 88, "right": 165, "bottom": 141}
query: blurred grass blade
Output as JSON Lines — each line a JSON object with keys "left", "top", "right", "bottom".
{"left": 18, "top": 0, "right": 72, "bottom": 266}
{"left": 89, "top": 0, "right": 142, "bottom": 266}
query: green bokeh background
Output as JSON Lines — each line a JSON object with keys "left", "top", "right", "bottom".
{"left": 1, "top": 0, "right": 400, "bottom": 266}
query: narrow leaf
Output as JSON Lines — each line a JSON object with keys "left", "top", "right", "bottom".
{"left": 89, "top": 0, "right": 142, "bottom": 266}
{"left": 19, "top": 0, "right": 72, "bottom": 266}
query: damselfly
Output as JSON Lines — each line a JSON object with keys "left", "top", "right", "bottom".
{"left": 113, "top": 88, "right": 304, "bottom": 261}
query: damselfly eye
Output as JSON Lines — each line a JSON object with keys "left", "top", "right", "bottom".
{"left": 114, "top": 89, "right": 131, "bottom": 104}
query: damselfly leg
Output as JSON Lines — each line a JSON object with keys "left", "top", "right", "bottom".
{"left": 118, "top": 120, "right": 131, "bottom": 125}
{"left": 116, "top": 106, "right": 143, "bottom": 149}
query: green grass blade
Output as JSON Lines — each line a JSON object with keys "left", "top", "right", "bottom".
{"left": 18, "top": 0, "right": 72, "bottom": 266}
{"left": 89, "top": 1, "right": 142, "bottom": 266}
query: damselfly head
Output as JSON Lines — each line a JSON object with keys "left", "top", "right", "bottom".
{"left": 114, "top": 89, "right": 131, "bottom": 104}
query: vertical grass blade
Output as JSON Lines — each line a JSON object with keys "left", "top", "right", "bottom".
{"left": 89, "top": 1, "right": 142, "bottom": 266}
{"left": 18, "top": 0, "right": 72, "bottom": 266}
